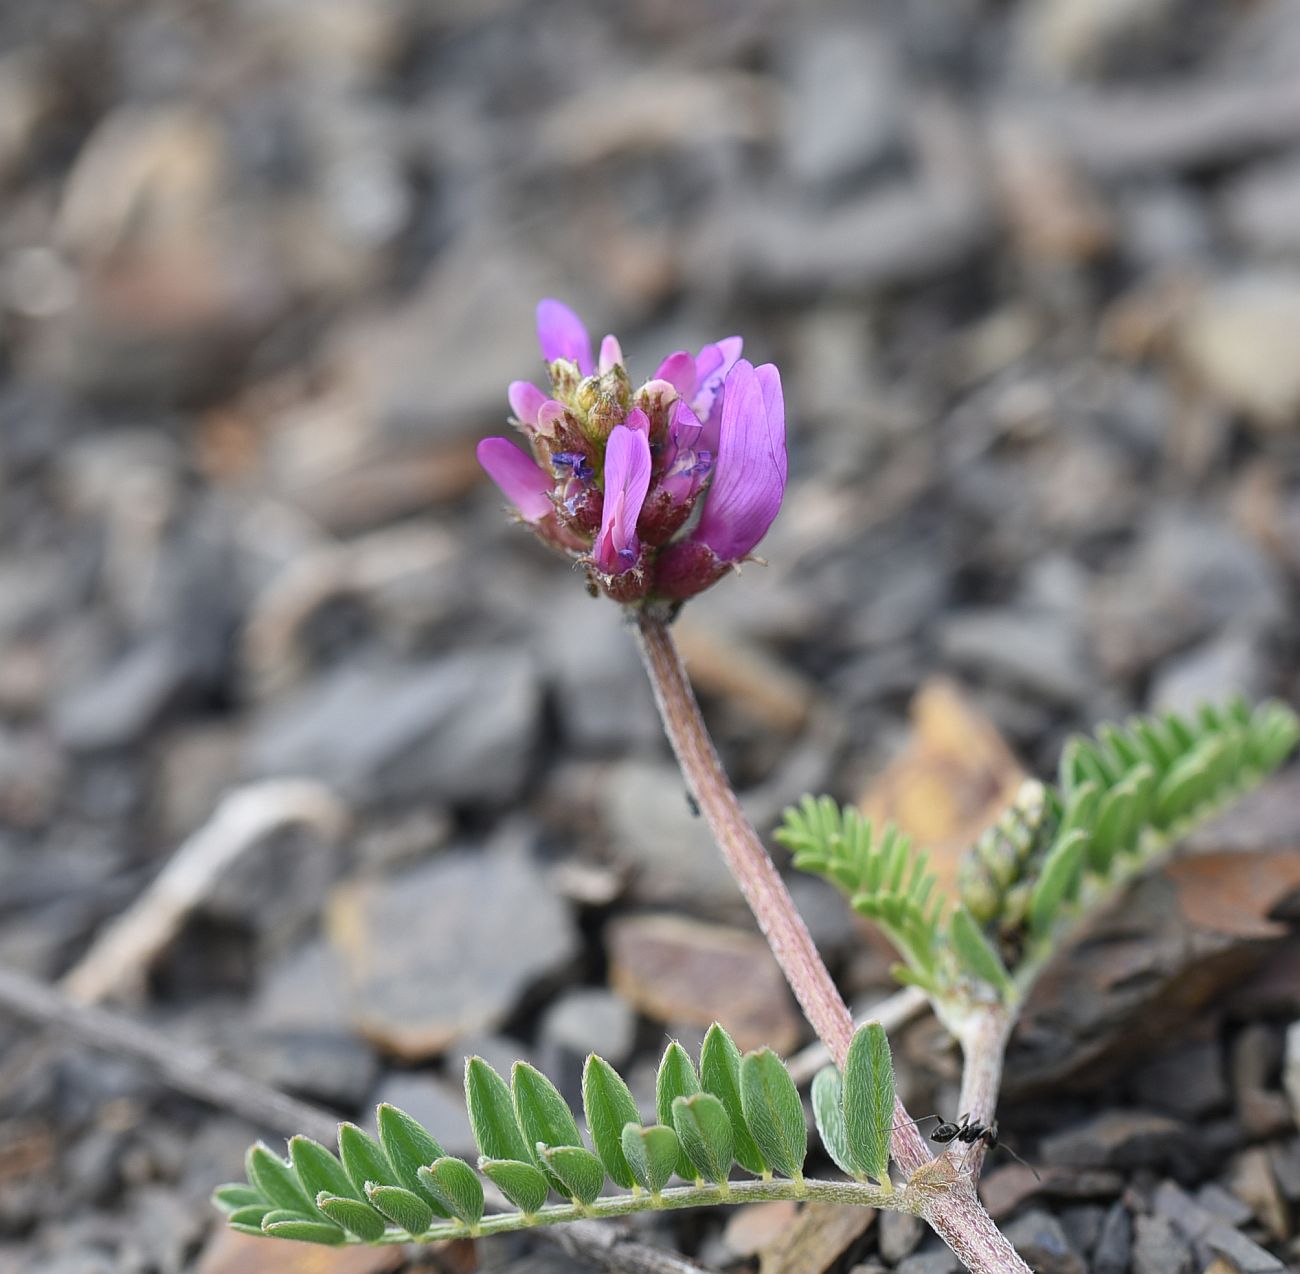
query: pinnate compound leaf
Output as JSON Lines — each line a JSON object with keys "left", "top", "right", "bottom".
{"left": 842, "top": 1022, "right": 893, "bottom": 1185}
{"left": 479, "top": 1158, "right": 550, "bottom": 1214}
{"left": 466, "top": 1056, "right": 531, "bottom": 1163}
{"left": 418, "top": 1157, "right": 484, "bottom": 1226}
{"left": 376, "top": 1103, "right": 450, "bottom": 1214}
{"left": 582, "top": 1054, "right": 641, "bottom": 1188}
{"left": 261, "top": 1211, "right": 346, "bottom": 1244}
{"left": 620, "top": 1123, "right": 680, "bottom": 1195}
{"left": 810, "top": 1065, "right": 856, "bottom": 1178}
{"left": 246, "top": 1143, "right": 317, "bottom": 1217}
{"left": 672, "top": 1093, "right": 733, "bottom": 1185}
{"left": 655, "top": 1041, "right": 701, "bottom": 1180}
{"left": 949, "top": 905, "right": 1014, "bottom": 998}
{"left": 338, "top": 1122, "right": 399, "bottom": 1198}
{"left": 700, "top": 1022, "right": 767, "bottom": 1175}
{"left": 739, "top": 1048, "right": 806, "bottom": 1180}
{"left": 366, "top": 1183, "right": 434, "bottom": 1235}
{"left": 539, "top": 1144, "right": 606, "bottom": 1205}
{"left": 316, "top": 1194, "right": 387, "bottom": 1243}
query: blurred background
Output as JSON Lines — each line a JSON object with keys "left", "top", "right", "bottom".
{"left": 1, "top": 1, "right": 1299, "bottom": 1271}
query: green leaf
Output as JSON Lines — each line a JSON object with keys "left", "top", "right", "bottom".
{"left": 418, "top": 1157, "right": 484, "bottom": 1226}
{"left": 810, "top": 1066, "right": 855, "bottom": 1178}
{"left": 620, "top": 1123, "right": 680, "bottom": 1195}
{"left": 671, "top": 1093, "right": 733, "bottom": 1185}
{"left": 512, "top": 1061, "right": 583, "bottom": 1191}
{"left": 1029, "top": 828, "right": 1087, "bottom": 937}
{"left": 1057, "top": 781, "right": 1099, "bottom": 841}
{"left": 842, "top": 1022, "right": 894, "bottom": 1185}
{"left": 289, "top": 1136, "right": 366, "bottom": 1205}
{"left": 466, "top": 1057, "right": 531, "bottom": 1163}
{"left": 376, "top": 1103, "right": 450, "bottom": 1214}
{"left": 479, "top": 1158, "right": 549, "bottom": 1215}
{"left": 213, "top": 1183, "right": 263, "bottom": 1213}
{"left": 538, "top": 1144, "right": 605, "bottom": 1205}
{"left": 655, "top": 1041, "right": 701, "bottom": 1180}
{"left": 317, "top": 1193, "right": 387, "bottom": 1242}
{"left": 582, "top": 1054, "right": 641, "bottom": 1189}
{"left": 261, "top": 1211, "right": 347, "bottom": 1245}
{"left": 245, "top": 1143, "right": 316, "bottom": 1217}
{"left": 366, "top": 1184, "right": 434, "bottom": 1236}
{"left": 949, "top": 905, "right": 1014, "bottom": 997}
{"left": 337, "top": 1123, "right": 398, "bottom": 1197}
{"left": 226, "top": 1204, "right": 271, "bottom": 1228}
{"left": 700, "top": 1023, "right": 767, "bottom": 1176}
{"left": 739, "top": 1048, "right": 806, "bottom": 1180}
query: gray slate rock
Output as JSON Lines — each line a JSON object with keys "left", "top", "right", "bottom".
{"left": 248, "top": 650, "right": 540, "bottom": 806}
{"left": 370, "top": 1070, "right": 476, "bottom": 1161}
{"left": 538, "top": 987, "right": 637, "bottom": 1106}
{"left": 1003, "top": 1209, "right": 1085, "bottom": 1274}
{"left": 1133, "top": 1214, "right": 1195, "bottom": 1274}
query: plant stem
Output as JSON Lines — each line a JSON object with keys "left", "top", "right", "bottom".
{"left": 361, "top": 1176, "right": 903, "bottom": 1244}
{"left": 954, "top": 1006, "right": 1014, "bottom": 1179}
{"left": 633, "top": 611, "right": 1031, "bottom": 1274}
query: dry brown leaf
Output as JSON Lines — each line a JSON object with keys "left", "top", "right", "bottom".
{"left": 1165, "top": 850, "right": 1300, "bottom": 939}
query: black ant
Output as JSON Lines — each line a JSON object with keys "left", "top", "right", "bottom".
{"left": 930, "top": 1113, "right": 1040, "bottom": 1180}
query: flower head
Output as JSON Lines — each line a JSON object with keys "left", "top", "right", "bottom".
{"left": 477, "top": 300, "right": 787, "bottom": 603}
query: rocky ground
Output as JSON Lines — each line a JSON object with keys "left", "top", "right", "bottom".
{"left": 1, "top": 1, "right": 1299, "bottom": 1271}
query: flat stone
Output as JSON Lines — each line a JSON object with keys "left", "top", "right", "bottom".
{"left": 1229, "top": 1146, "right": 1289, "bottom": 1241}
{"left": 1204, "top": 1225, "right": 1285, "bottom": 1272}
{"left": 940, "top": 608, "right": 1092, "bottom": 706}
{"left": 1040, "top": 1109, "right": 1187, "bottom": 1170}
{"left": 242, "top": 1027, "right": 378, "bottom": 1108}
{"left": 879, "top": 1207, "right": 924, "bottom": 1262}
{"left": 196, "top": 1228, "right": 404, "bottom": 1273}
{"left": 248, "top": 651, "right": 540, "bottom": 807}
{"left": 722, "top": 1200, "right": 800, "bottom": 1258}
{"left": 1093, "top": 1201, "right": 1132, "bottom": 1274}
{"left": 606, "top": 914, "right": 803, "bottom": 1054}
{"left": 599, "top": 760, "right": 745, "bottom": 908}
{"left": 328, "top": 848, "right": 578, "bottom": 1059}
{"left": 1148, "top": 631, "right": 1263, "bottom": 717}
{"left": 1058, "top": 1203, "right": 1106, "bottom": 1258}
{"left": 1003, "top": 1210, "right": 1085, "bottom": 1274}
{"left": 1283, "top": 1020, "right": 1300, "bottom": 1129}
{"left": 757, "top": 1203, "right": 875, "bottom": 1274}
{"left": 1133, "top": 1214, "right": 1195, "bottom": 1274}
{"left": 538, "top": 988, "right": 637, "bottom": 1105}
{"left": 895, "top": 1250, "right": 960, "bottom": 1274}
{"left": 1131, "top": 1038, "right": 1229, "bottom": 1119}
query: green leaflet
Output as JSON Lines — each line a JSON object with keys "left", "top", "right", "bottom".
{"left": 466, "top": 1056, "right": 532, "bottom": 1163}
{"left": 539, "top": 1144, "right": 605, "bottom": 1205}
{"left": 337, "top": 1123, "right": 399, "bottom": 1198}
{"left": 260, "top": 1211, "right": 345, "bottom": 1244}
{"left": 376, "top": 1103, "right": 450, "bottom": 1214}
{"left": 582, "top": 1054, "right": 641, "bottom": 1189}
{"left": 418, "top": 1157, "right": 484, "bottom": 1226}
{"left": 289, "top": 1136, "right": 367, "bottom": 1207}
{"left": 245, "top": 1143, "right": 318, "bottom": 1218}
{"left": 842, "top": 1022, "right": 893, "bottom": 1186}
{"left": 655, "top": 1041, "right": 701, "bottom": 1180}
{"left": 700, "top": 1023, "right": 768, "bottom": 1176}
{"left": 1028, "top": 828, "right": 1087, "bottom": 937}
{"left": 479, "top": 1158, "right": 549, "bottom": 1215}
{"left": 512, "top": 1061, "right": 583, "bottom": 1192}
{"left": 366, "top": 1184, "right": 434, "bottom": 1235}
{"left": 949, "top": 905, "right": 1014, "bottom": 998}
{"left": 317, "top": 1194, "right": 388, "bottom": 1243}
{"left": 212, "top": 1183, "right": 263, "bottom": 1212}
{"left": 226, "top": 1204, "right": 271, "bottom": 1229}
{"left": 620, "top": 1123, "right": 680, "bottom": 1195}
{"left": 810, "top": 1065, "right": 856, "bottom": 1179}
{"left": 739, "top": 1048, "right": 806, "bottom": 1181}
{"left": 672, "top": 1093, "right": 734, "bottom": 1186}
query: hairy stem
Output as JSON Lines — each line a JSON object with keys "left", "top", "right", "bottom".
{"left": 633, "top": 611, "right": 1030, "bottom": 1274}
{"left": 954, "top": 1006, "right": 1014, "bottom": 1179}
{"left": 357, "top": 1176, "right": 905, "bottom": 1245}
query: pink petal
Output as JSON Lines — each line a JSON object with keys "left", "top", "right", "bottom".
{"left": 508, "top": 380, "right": 547, "bottom": 427}
{"left": 624, "top": 407, "right": 651, "bottom": 435}
{"left": 477, "top": 437, "right": 553, "bottom": 522}
{"left": 536, "top": 299, "right": 594, "bottom": 375}
{"left": 692, "top": 335, "right": 743, "bottom": 454}
{"left": 692, "top": 360, "right": 787, "bottom": 562}
{"left": 653, "top": 351, "right": 697, "bottom": 399}
{"left": 593, "top": 424, "right": 652, "bottom": 574}
{"left": 599, "top": 334, "right": 624, "bottom": 374}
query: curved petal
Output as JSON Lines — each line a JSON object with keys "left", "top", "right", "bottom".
{"left": 507, "top": 380, "right": 547, "bottom": 428}
{"left": 593, "top": 424, "right": 652, "bottom": 574}
{"left": 692, "top": 335, "right": 743, "bottom": 454}
{"left": 692, "top": 360, "right": 787, "bottom": 562}
{"left": 653, "top": 351, "right": 697, "bottom": 399}
{"left": 624, "top": 406, "right": 651, "bottom": 435}
{"left": 599, "top": 334, "right": 624, "bottom": 374}
{"left": 476, "top": 437, "right": 553, "bottom": 522}
{"left": 536, "top": 299, "right": 594, "bottom": 375}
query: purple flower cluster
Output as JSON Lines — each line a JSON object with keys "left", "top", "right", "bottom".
{"left": 477, "top": 300, "right": 787, "bottom": 603}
